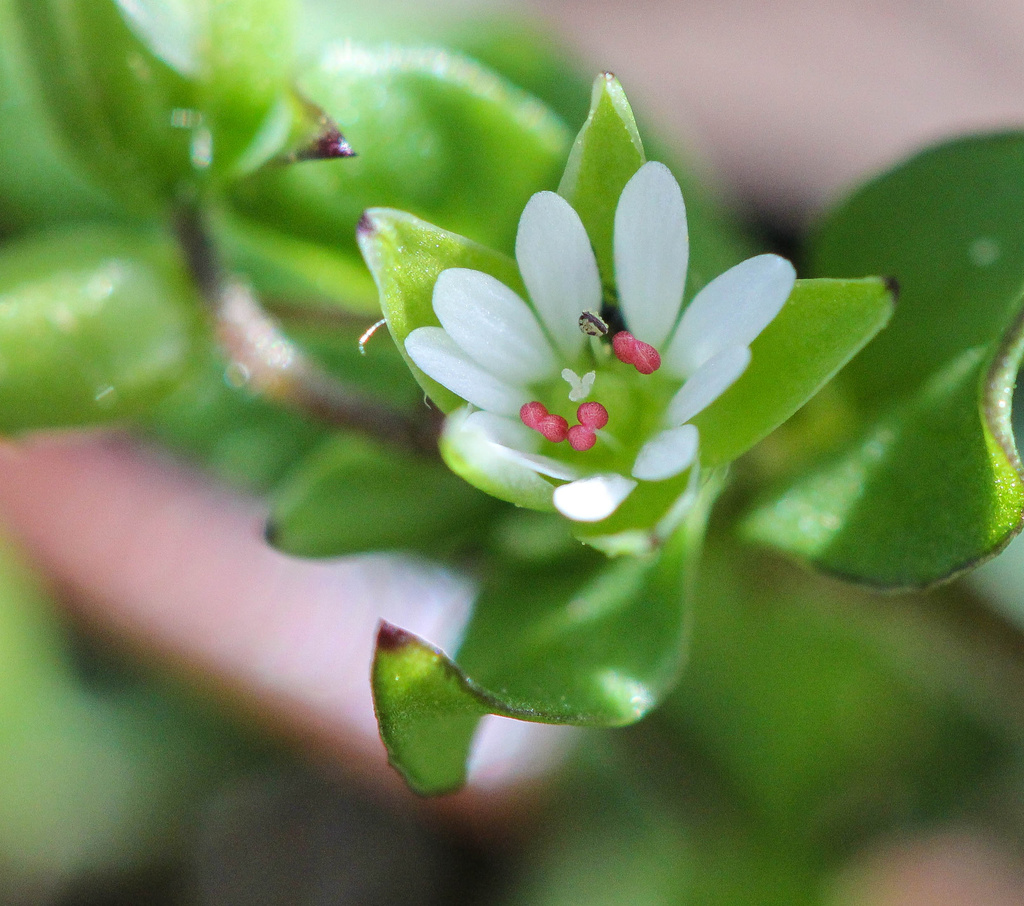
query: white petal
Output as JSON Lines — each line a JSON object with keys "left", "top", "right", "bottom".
{"left": 406, "top": 327, "right": 525, "bottom": 416}
{"left": 664, "top": 253, "right": 795, "bottom": 376}
{"left": 631, "top": 425, "right": 699, "bottom": 482}
{"left": 433, "top": 268, "right": 558, "bottom": 385}
{"left": 464, "top": 410, "right": 539, "bottom": 452}
{"left": 665, "top": 345, "right": 751, "bottom": 426}
{"left": 499, "top": 449, "right": 583, "bottom": 482}
{"left": 461, "top": 411, "right": 582, "bottom": 481}
{"left": 515, "top": 191, "right": 600, "bottom": 360}
{"left": 613, "top": 162, "right": 689, "bottom": 349}
{"left": 554, "top": 474, "right": 637, "bottom": 522}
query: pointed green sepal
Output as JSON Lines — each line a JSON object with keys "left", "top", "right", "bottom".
{"left": 557, "top": 73, "right": 645, "bottom": 282}
{"left": 357, "top": 208, "right": 523, "bottom": 413}
{"left": 694, "top": 277, "right": 896, "bottom": 467}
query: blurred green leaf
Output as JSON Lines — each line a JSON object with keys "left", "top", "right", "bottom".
{"left": 745, "top": 133, "right": 1024, "bottom": 587}
{"left": 12, "top": 0, "right": 198, "bottom": 209}
{"left": 268, "top": 433, "right": 497, "bottom": 557}
{"left": 373, "top": 496, "right": 707, "bottom": 795}
{"left": 0, "top": 0, "right": 120, "bottom": 231}
{"left": 231, "top": 44, "right": 571, "bottom": 270}
{"left": 660, "top": 535, "right": 1010, "bottom": 847}
{"left": 0, "top": 225, "right": 203, "bottom": 431}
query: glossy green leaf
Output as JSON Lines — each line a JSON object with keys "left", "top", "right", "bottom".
{"left": 0, "top": 226, "right": 202, "bottom": 431}
{"left": 373, "top": 494, "right": 708, "bottom": 794}
{"left": 357, "top": 208, "right": 523, "bottom": 413}
{"left": 746, "top": 133, "right": 1024, "bottom": 587}
{"left": 557, "top": 73, "right": 645, "bottom": 282}
{"left": 268, "top": 433, "right": 497, "bottom": 557}
{"left": 231, "top": 45, "right": 571, "bottom": 263}
{"left": 694, "top": 277, "right": 895, "bottom": 468}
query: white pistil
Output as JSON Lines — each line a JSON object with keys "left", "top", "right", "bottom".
{"left": 562, "top": 368, "right": 596, "bottom": 401}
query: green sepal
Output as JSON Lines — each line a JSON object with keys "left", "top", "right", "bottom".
{"left": 746, "top": 132, "right": 1024, "bottom": 588}
{"left": 694, "top": 277, "right": 896, "bottom": 467}
{"left": 373, "top": 492, "right": 709, "bottom": 795}
{"left": 267, "top": 432, "right": 497, "bottom": 558}
{"left": 232, "top": 44, "right": 571, "bottom": 261}
{"left": 357, "top": 208, "right": 523, "bottom": 413}
{"left": 0, "top": 225, "right": 203, "bottom": 431}
{"left": 557, "top": 73, "right": 645, "bottom": 282}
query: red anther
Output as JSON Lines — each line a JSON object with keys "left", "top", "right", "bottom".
{"left": 612, "top": 330, "right": 661, "bottom": 374}
{"left": 632, "top": 340, "right": 661, "bottom": 374}
{"left": 612, "top": 331, "right": 637, "bottom": 364}
{"left": 520, "top": 401, "right": 548, "bottom": 429}
{"left": 538, "top": 414, "right": 569, "bottom": 443}
{"left": 577, "top": 401, "right": 609, "bottom": 430}
{"left": 568, "top": 425, "right": 597, "bottom": 451}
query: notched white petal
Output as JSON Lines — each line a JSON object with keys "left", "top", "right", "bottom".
{"left": 553, "top": 474, "right": 637, "bottom": 522}
{"left": 631, "top": 424, "right": 699, "bottom": 482}
{"left": 516, "top": 191, "right": 600, "bottom": 360}
{"left": 405, "top": 327, "right": 525, "bottom": 417}
{"left": 665, "top": 253, "right": 795, "bottom": 376}
{"left": 433, "top": 268, "right": 558, "bottom": 385}
{"left": 613, "top": 161, "right": 689, "bottom": 349}
{"left": 665, "top": 345, "right": 751, "bottom": 426}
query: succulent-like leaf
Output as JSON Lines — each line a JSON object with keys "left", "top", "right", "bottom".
{"left": 268, "top": 433, "right": 497, "bottom": 557}
{"left": 0, "top": 226, "right": 202, "bottom": 430}
{"left": 373, "top": 493, "right": 708, "bottom": 794}
{"left": 746, "top": 133, "right": 1024, "bottom": 588}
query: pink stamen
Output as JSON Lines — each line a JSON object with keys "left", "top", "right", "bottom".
{"left": 538, "top": 414, "right": 569, "bottom": 443}
{"left": 568, "top": 425, "right": 597, "bottom": 451}
{"left": 520, "top": 401, "right": 548, "bottom": 429}
{"left": 612, "top": 331, "right": 661, "bottom": 374}
{"left": 577, "top": 401, "right": 609, "bottom": 430}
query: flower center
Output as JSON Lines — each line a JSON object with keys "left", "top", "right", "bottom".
{"left": 519, "top": 316, "right": 664, "bottom": 457}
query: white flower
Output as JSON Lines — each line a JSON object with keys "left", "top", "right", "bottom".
{"left": 404, "top": 161, "right": 796, "bottom": 523}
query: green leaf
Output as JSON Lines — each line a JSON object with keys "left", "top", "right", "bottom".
{"left": 268, "top": 433, "right": 497, "bottom": 557}
{"left": 695, "top": 277, "right": 895, "bottom": 468}
{"left": 372, "top": 493, "right": 708, "bottom": 795}
{"left": 231, "top": 45, "right": 571, "bottom": 262}
{"left": 357, "top": 208, "right": 523, "bottom": 413}
{"left": 0, "top": 0, "right": 119, "bottom": 231}
{"left": 558, "top": 73, "right": 645, "bottom": 282}
{"left": 0, "top": 226, "right": 203, "bottom": 431}
{"left": 198, "top": 0, "right": 297, "bottom": 174}
{"left": 209, "top": 208, "right": 381, "bottom": 315}
{"left": 12, "top": 0, "right": 198, "bottom": 209}
{"left": 746, "top": 133, "right": 1024, "bottom": 587}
